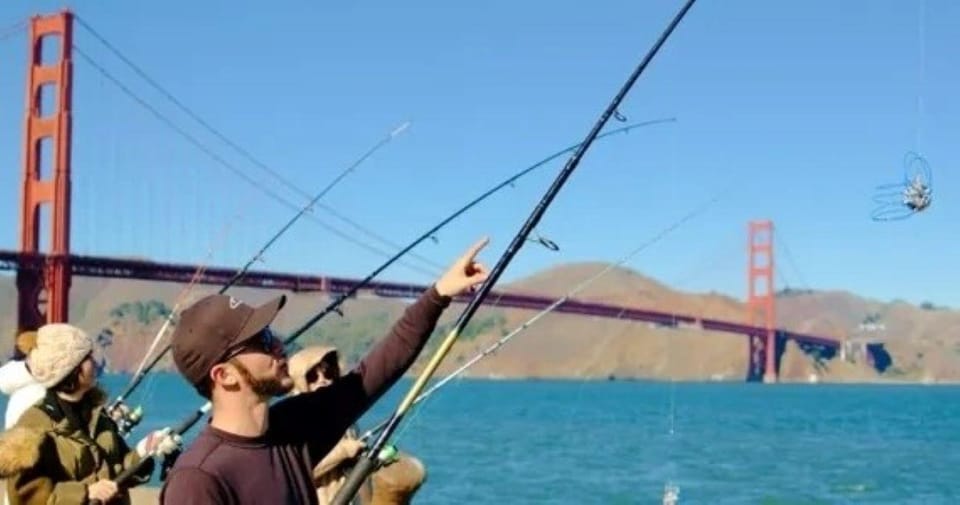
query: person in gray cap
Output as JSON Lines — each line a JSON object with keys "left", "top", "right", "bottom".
{"left": 160, "top": 237, "right": 490, "bottom": 505}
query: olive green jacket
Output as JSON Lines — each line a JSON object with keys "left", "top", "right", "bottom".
{"left": 0, "top": 388, "right": 153, "bottom": 505}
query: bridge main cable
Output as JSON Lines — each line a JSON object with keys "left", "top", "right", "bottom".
{"left": 71, "top": 44, "right": 438, "bottom": 278}
{"left": 73, "top": 16, "right": 444, "bottom": 274}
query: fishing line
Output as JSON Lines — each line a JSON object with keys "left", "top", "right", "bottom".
{"left": 362, "top": 181, "right": 726, "bottom": 442}
{"left": 387, "top": 278, "right": 535, "bottom": 445}
{"left": 388, "top": 229, "right": 550, "bottom": 434}
{"left": 332, "top": 5, "right": 698, "bottom": 500}
{"left": 662, "top": 114, "right": 680, "bottom": 505}
{"left": 915, "top": 0, "right": 926, "bottom": 154}
{"left": 112, "top": 118, "right": 673, "bottom": 488}
{"left": 661, "top": 322, "right": 680, "bottom": 504}
{"left": 554, "top": 309, "right": 632, "bottom": 449}
{"left": 281, "top": 119, "right": 675, "bottom": 347}
{"left": 111, "top": 213, "right": 244, "bottom": 434}
{"left": 107, "top": 122, "right": 409, "bottom": 417}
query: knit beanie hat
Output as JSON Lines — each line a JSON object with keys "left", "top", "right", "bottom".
{"left": 26, "top": 323, "right": 94, "bottom": 388}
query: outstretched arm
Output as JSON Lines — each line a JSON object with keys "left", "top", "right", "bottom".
{"left": 269, "top": 238, "right": 491, "bottom": 462}
{"left": 271, "top": 284, "right": 449, "bottom": 460}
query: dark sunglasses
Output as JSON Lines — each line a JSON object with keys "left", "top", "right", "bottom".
{"left": 305, "top": 354, "right": 340, "bottom": 385}
{"left": 223, "top": 327, "right": 283, "bottom": 361}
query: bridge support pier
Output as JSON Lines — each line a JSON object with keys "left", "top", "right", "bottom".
{"left": 747, "top": 220, "right": 777, "bottom": 383}
{"left": 16, "top": 11, "right": 74, "bottom": 332}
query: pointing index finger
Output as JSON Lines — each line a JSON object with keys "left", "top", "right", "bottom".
{"left": 463, "top": 236, "right": 490, "bottom": 261}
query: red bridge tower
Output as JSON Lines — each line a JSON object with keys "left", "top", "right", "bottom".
{"left": 16, "top": 11, "right": 75, "bottom": 332}
{"left": 747, "top": 220, "right": 777, "bottom": 383}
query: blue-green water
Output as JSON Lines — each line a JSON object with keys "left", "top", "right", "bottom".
{"left": 3, "top": 373, "right": 958, "bottom": 504}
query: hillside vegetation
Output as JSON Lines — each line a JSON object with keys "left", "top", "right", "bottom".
{"left": 1, "top": 262, "right": 957, "bottom": 383}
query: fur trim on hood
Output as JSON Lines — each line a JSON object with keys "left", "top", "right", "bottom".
{"left": 0, "top": 386, "right": 109, "bottom": 478}
{"left": 0, "top": 424, "right": 44, "bottom": 478}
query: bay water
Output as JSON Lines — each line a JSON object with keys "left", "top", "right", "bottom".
{"left": 2, "top": 373, "right": 957, "bottom": 504}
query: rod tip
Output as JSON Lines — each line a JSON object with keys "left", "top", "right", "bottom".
{"left": 391, "top": 121, "right": 412, "bottom": 137}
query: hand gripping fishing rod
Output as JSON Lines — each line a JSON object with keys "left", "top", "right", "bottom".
{"left": 110, "top": 117, "right": 670, "bottom": 488}
{"left": 107, "top": 122, "right": 411, "bottom": 426}
{"left": 359, "top": 187, "right": 725, "bottom": 441}
{"left": 331, "top": 2, "right": 697, "bottom": 503}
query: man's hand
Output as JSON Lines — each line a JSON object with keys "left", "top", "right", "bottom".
{"left": 87, "top": 479, "right": 118, "bottom": 502}
{"left": 341, "top": 438, "right": 366, "bottom": 459}
{"left": 136, "top": 428, "right": 183, "bottom": 458}
{"left": 107, "top": 403, "right": 131, "bottom": 423}
{"left": 435, "top": 237, "right": 491, "bottom": 297}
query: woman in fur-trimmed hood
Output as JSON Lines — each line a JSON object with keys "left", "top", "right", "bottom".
{"left": 288, "top": 345, "right": 426, "bottom": 505}
{"left": 0, "top": 323, "right": 175, "bottom": 505}
{"left": 0, "top": 331, "right": 46, "bottom": 430}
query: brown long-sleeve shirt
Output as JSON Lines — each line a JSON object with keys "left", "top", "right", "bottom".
{"left": 158, "top": 286, "right": 450, "bottom": 505}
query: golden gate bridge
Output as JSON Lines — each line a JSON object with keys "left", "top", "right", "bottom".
{"left": 1, "top": 10, "right": 850, "bottom": 382}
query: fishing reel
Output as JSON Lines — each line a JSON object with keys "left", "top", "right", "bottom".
{"left": 375, "top": 444, "right": 400, "bottom": 466}
{"left": 108, "top": 401, "right": 144, "bottom": 436}
{"left": 353, "top": 442, "right": 401, "bottom": 471}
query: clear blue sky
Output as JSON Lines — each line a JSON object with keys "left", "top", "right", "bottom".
{"left": 0, "top": 0, "right": 956, "bottom": 310}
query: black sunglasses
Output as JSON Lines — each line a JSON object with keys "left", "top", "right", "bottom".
{"left": 224, "top": 327, "right": 282, "bottom": 361}
{"left": 305, "top": 354, "right": 340, "bottom": 385}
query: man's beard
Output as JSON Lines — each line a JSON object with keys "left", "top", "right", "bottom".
{"left": 231, "top": 359, "right": 292, "bottom": 397}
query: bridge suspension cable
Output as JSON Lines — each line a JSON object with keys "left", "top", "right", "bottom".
{"left": 0, "top": 19, "right": 25, "bottom": 42}
{"left": 71, "top": 44, "right": 438, "bottom": 278}
{"left": 772, "top": 227, "right": 810, "bottom": 293}
{"left": 73, "top": 17, "right": 446, "bottom": 274}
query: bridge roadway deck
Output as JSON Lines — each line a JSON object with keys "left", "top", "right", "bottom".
{"left": 0, "top": 250, "right": 840, "bottom": 349}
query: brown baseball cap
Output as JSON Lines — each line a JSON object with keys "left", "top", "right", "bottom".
{"left": 171, "top": 293, "right": 286, "bottom": 389}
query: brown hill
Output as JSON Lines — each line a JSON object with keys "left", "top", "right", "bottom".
{"left": 775, "top": 289, "right": 960, "bottom": 381}
{"left": 1, "top": 262, "right": 957, "bottom": 383}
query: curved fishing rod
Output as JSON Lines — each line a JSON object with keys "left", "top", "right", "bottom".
{"left": 281, "top": 117, "right": 674, "bottom": 346}
{"left": 129, "top": 209, "right": 243, "bottom": 381}
{"left": 359, "top": 185, "right": 725, "bottom": 441}
{"left": 108, "top": 122, "right": 410, "bottom": 419}
{"left": 111, "top": 117, "right": 671, "bottom": 488}
{"left": 331, "top": 2, "right": 697, "bottom": 502}
{"left": 110, "top": 215, "right": 241, "bottom": 435}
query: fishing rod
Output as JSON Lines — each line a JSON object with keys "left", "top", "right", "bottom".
{"left": 359, "top": 185, "right": 724, "bottom": 441}
{"left": 280, "top": 117, "right": 673, "bottom": 346}
{"left": 331, "top": 2, "right": 698, "bottom": 503}
{"left": 129, "top": 209, "right": 241, "bottom": 381}
{"left": 107, "top": 121, "right": 410, "bottom": 422}
{"left": 111, "top": 117, "right": 671, "bottom": 488}
{"left": 110, "top": 215, "right": 241, "bottom": 435}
